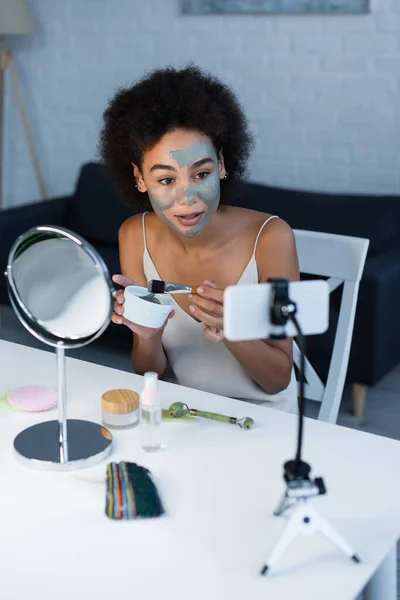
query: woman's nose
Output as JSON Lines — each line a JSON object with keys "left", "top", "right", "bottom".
{"left": 179, "top": 185, "right": 197, "bottom": 205}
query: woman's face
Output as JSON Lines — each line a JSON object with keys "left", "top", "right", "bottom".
{"left": 134, "top": 129, "right": 226, "bottom": 237}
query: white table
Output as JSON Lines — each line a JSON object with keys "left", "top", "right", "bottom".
{"left": 0, "top": 340, "right": 399, "bottom": 600}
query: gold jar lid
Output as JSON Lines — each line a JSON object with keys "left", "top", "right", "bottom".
{"left": 102, "top": 389, "right": 139, "bottom": 414}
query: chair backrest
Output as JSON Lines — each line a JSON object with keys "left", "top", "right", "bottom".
{"left": 293, "top": 229, "right": 369, "bottom": 424}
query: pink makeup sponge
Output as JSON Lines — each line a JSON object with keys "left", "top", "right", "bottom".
{"left": 7, "top": 386, "right": 57, "bottom": 412}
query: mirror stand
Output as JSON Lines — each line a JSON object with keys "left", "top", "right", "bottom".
{"left": 57, "top": 343, "right": 68, "bottom": 462}
{"left": 6, "top": 225, "right": 116, "bottom": 471}
{"left": 13, "top": 343, "right": 113, "bottom": 471}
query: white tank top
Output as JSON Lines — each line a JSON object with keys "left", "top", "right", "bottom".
{"left": 142, "top": 213, "right": 298, "bottom": 414}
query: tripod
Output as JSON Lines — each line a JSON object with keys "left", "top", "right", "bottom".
{"left": 261, "top": 472, "right": 360, "bottom": 574}
{"left": 261, "top": 279, "right": 361, "bottom": 575}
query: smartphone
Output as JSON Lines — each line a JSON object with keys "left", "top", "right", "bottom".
{"left": 223, "top": 280, "right": 329, "bottom": 342}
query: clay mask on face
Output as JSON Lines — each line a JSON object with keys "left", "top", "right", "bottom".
{"left": 147, "top": 141, "right": 221, "bottom": 237}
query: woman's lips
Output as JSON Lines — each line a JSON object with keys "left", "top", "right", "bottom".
{"left": 175, "top": 212, "right": 205, "bottom": 227}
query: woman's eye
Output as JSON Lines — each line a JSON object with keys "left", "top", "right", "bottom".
{"left": 194, "top": 171, "right": 210, "bottom": 180}
{"left": 160, "top": 178, "right": 174, "bottom": 185}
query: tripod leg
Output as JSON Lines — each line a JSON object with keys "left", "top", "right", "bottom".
{"left": 261, "top": 506, "right": 304, "bottom": 575}
{"left": 273, "top": 491, "right": 293, "bottom": 517}
{"left": 307, "top": 505, "right": 361, "bottom": 562}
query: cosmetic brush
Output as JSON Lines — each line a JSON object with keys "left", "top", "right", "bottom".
{"left": 148, "top": 279, "right": 196, "bottom": 295}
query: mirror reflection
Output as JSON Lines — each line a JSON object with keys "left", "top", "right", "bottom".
{"left": 10, "top": 232, "right": 111, "bottom": 340}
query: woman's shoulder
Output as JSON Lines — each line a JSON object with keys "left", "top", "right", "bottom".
{"left": 119, "top": 211, "right": 157, "bottom": 239}
{"left": 119, "top": 213, "right": 143, "bottom": 238}
{"left": 223, "top": 208, "right": 298, "bottom": 280}
{"left": 241, "top": 209, "right": 298, "bottom": 281}
{"left": 119, "top": 212, "right": 166, "bottom": 258}
{"left": 225, "top": 205, "right": 288, "bottom": 232}
{"left": 226, "top": 206, "right": 295, "bottom": 249}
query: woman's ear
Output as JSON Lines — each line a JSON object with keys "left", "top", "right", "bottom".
{"left": 218, "top": 150, "right": 227, "bottom": 180}
{"left": 131, "top": 163, "right": 147, "bottom": 192}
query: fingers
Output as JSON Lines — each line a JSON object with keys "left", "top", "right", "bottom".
{"left": 113, "top": 315, "right": 151, "bottom": 336}
{"left": 111, "top": 312, "right": 148, "bottom": 333}
{"left": 111, "top": 307, "right": 175, "bottom": 333}
{"left": 195, "top": 283, "right": 224, "bottom": 303}
{"left": 113, "top": 302, "right": 123, "bottom": 316}
{"left": 203, "top": 325, "right": 224, "bottom": 344}
{"left": 112, "top": 274, "right": 136, "bottom": 288}
{"left": 202, "top": 280, "right": 217, "bottom": 288}
{"left": 189, "top": 304, "right": 222, "bottom": 328}
{"left": 113, "top": 290, "right": 125, "bottom": 316}
{"left": 189, "top": 295, "right": 223, "bottom": 317}
{"left": 187, "top": 280, "right": 224, "bottom": 327}
{"left": 111, "top": 312, "right": 126, "bottom": 326}
{"left": 114, "top": 290, "right": 124, "bottom": 306}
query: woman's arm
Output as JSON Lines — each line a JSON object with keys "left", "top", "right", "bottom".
{"left": 225, "top": 219, "right": 299, "bottom": 393}
{"left": 223, "top": 339, "right": 292, "bottom": 395}
{"left": 132, "top": 331, "right": 168, "bottom": 378}
{"left": 117, "top": 216, "right": 169, "bottom": 377}
{"left": 191, "top": 219, "right": 299, "bottom": 394}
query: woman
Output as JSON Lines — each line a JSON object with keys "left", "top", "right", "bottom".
{"left": 100, "top": 65, "right": 299, "bottom": 413}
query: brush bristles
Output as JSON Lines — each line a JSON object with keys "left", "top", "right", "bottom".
{"left": 148, "top": 280, "right": 166, "bottom": 294}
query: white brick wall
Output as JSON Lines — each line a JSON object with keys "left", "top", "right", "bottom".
{"left": 3, "top": 0, "right": 400, "bottom": 207}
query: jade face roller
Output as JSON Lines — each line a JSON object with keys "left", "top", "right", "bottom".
{"left": 168, "top": 402, "right": 254, "bottom": 430}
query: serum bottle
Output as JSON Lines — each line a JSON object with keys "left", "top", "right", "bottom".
{"left": 140, "top": 372, "right": 162, "bottom": 452}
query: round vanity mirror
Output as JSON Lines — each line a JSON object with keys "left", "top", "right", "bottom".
{"left": 5, "top": 225, "right": 115, "bottom": 470}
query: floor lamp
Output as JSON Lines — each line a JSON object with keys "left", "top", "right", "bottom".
{"left": 0, "top": 0, "right": 47, "bottom": 210}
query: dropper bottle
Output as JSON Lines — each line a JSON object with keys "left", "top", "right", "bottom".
{"left": 139, "top": 372, "right": 162, "bottom": 452}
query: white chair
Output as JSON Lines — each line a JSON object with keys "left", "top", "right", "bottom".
{"left": 293, "top": 229, "right": 369, "bottom": 424}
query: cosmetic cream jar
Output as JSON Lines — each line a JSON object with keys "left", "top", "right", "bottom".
{"left": 102, "top": 389, "right": 139, "bottom": 429}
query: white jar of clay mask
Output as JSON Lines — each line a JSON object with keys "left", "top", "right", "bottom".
{"left": 123, "top": 286, "right": 173, "bottom": 329}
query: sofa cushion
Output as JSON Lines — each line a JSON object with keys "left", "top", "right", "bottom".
{"left": 90, "top": 242, "right": 121, "bottom": 280}
{"left": 234, "top": 183, "right": 400, "bottom": 257}
{"left": 65, "top": 163, "right": 137, "bottom": 246}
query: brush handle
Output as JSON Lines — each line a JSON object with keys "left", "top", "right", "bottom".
{"left": 168, "top": 288, "right": 196, "bottom": 295}
{"left": 148, "top": 280, "right": 196, "bottom": 295}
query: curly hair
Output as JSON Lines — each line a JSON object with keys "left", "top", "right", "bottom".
{"left": 99, "top": 64, "right": 253, "bottom": 209}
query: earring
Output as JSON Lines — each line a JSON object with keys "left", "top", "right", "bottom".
{"left": 223, "top": 172, "right": 228, "bottom": 180}
{"left": 135, "top": 185, "right": 138, "bottom": 189}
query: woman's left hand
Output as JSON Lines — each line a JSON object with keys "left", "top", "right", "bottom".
{"left": 188, "top": 280, "right": 225, "bottom": 343}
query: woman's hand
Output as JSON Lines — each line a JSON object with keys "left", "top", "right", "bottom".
{"left": 189, "top": 280, "right": 225, "bottom": 343}
{"left": 111, "top": 274, "right": 175, "bottom": 340}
